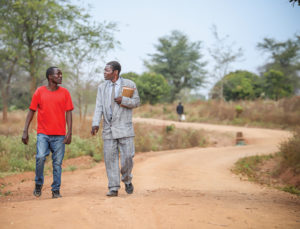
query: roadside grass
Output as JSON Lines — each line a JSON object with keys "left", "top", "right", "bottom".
{"left": 279, "top": 186, "right": 300, "bottom": 196}
{"left": 0, "top": 118, "right": 224, "bottom": 176}
{"left": 134, "top": 96, "right": 300, "bottom": 129}
{"left": 134, "top": 123, "right": 209, "bottom": 152}
{"left": 279, "top": 127, "right": 300, "bottom": 173}
{"left": 232, "top": 154, "right": 275, "bottom": 182}
{"left": 0, "top": 134, "right": 102, "bottom": 176}
{"left": 232, "top": 128, "right": 300, "bottom": 196}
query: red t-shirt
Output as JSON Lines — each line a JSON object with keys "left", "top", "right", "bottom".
{"left": 29, "top": 86, "right": 74, "bottom": 135}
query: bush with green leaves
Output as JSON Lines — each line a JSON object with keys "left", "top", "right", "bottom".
{"left": 122, "top": 71, "right": 170, "bottom": 104}
{"left": 211, "top": 70, "right": 261, "bottom": 100}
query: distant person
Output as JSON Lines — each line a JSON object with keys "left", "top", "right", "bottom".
{"left": 91, "top": 61, "right": 140, "bottom": 197}
{"left": 176, "top": 102, "right": 184, "bottom": 121}
{"left": 22, "top": 67, "right": 73, "bottom": 198}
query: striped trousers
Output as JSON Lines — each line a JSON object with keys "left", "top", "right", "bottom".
{"left": 103, "top": 137, "right": 135, "bottom": 191}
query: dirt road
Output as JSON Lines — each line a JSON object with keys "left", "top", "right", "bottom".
{"left": 1, "top": 118, "right": 299, "bottom": 228}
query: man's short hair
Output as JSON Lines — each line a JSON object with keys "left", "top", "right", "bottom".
{"left": 46, "top": 66, "right": 58, "bottom": 79}
{"left": 107, "top": 61, "right": 121, "bottom": 75}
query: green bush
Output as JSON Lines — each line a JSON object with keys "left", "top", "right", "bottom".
{"left": 235, "top": 105, "right": 243, "bottom": 118}
{"left": 166, "top": 124, "right": 175, "bottom": 133}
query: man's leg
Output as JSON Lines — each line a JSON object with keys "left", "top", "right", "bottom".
{"left": 103, "top": 139, "right": 120, "bottom": 192}
{"left": 34, "top": 134, "right": 50, "bottom": 196}
{"left": 35, "top": 134, "right": 50, "bottom": 185}
{"left": 178, "top": 114, "right": 181, "bottom": 121}
{"left": 50, "top": 135, "right": 65, "bottom": 194}
{"left": 119, "top": 137, "right": 134, "bottom": 187}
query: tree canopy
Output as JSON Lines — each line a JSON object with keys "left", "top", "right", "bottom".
{"left": 145, "top": 30, "right": 206, "bottom": 102}
{"left": 122, "top": 72, "right": 170, "bottom": 105}
{"left": 210, "top": 71, "right": 261, "bottom": 101}
{"left": 0, "top": 0, "right": 117, "bottom": 96}
{"left": 257, "top": 36, "right": 300, "bottom": 94}
{"left": 262, "top": 69, "right": 293, "bottom": 100}
{"left": 0, "top": 0, "right": 117, "bottom": 121}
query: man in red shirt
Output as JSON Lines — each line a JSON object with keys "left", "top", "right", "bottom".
{"left": 22, "top": 67, "right": 73, "bottom": 198}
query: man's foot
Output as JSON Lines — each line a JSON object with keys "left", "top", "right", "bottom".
{"left": 52, "top": 190, "right": 62, "bottom": 198}
{"left": 125, "top": 183, "right": 134, "bottom": 194}
{"left": 106, "top": 190, "right": 118, "bottom": 197}
{"left": 33, "top": 184, "right": 42, "bottom": 197}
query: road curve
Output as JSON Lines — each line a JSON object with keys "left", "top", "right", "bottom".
{"left": 0, "top": 118, "right": 299, "bottom": 229}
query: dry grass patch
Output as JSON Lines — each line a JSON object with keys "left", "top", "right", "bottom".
{"left": 134, "top": 97, "right": 300, "bottom": 129}
{"left": 232, "top": 128, "right": 300, "bottom": 196}
{"left": 0, "top": 111, "right": 233, "bottom": 176}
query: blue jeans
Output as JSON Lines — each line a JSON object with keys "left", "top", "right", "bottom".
{"left": 35, "top": 134, "right": 65, "bottom": 191}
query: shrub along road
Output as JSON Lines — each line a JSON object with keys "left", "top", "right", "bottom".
{"left": 0, "top": 118, "right": 299, "bottom": 228}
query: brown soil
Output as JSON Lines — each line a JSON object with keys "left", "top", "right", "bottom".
{"left": 0, "top": 118, "right": 299, "bottom": 229}
{"left": 256, "top": 156, "right": 300, "bottom": 188}
{"left": 62, "top": 155, "right": 95, "bottom": 169}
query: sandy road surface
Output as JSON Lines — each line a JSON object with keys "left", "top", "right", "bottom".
{"left": 0, "top": 118, "right": 299, "bottom": 229}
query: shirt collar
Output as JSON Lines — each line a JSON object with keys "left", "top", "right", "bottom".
{"left": 110, "top": 77, "right": 121, "bottom": 86}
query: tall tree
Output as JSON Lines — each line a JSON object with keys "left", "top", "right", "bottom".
{"left": 0, "top": 7, "right": 24, "bottom": 122}
{"left": 0, "top": 51, "right": 18, "bottom": 122}
{"left": 208, "top": 25, "right": 243, "bottom": 100}
{"left": 145, "top": 30, "right": 206, "bottom": 102}
{"left": 257, "top": 36, "right": 300, "bottom": 94}
{"left": 61, "top": 22, "right": 117, "bottom": 122}
{"left": 262, "top": 69, "right": 293, "bottom": 100}
{"left": 0, "top": 0, "right": 116, "bottom": 97}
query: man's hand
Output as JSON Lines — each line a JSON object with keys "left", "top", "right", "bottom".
{"left": 21, "top": 130, "right": 29, "bottom": 145}
{"left": 91, "top": 126, "right": 99, "bottom": 135}
{"left": 64, "top": 132, "right": 72, "bottom": 144}
{"left": 114, "top": 96, "right": 122, "bottom": 105}
{"left": 21, "top": 109, "right": 35, "bottom": 145}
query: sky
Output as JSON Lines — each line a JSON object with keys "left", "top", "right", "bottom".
{"left": 75, "top": 0, "right": 300, "bottom": 97}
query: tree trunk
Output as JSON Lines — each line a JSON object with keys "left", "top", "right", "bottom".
{"left": 1, "top": 89, "right": 8, "bottom": 123}
{"left": 83, "top": 102, "right": 88, "bottom": 123}
{"left": 29, "top": 53, "right": 37, "bottom": 130}
{"left": 78, "top": 93, "right": 82, "bottom": 122}
{"left": 1, "top": 57, "right": 17, "bottom": 123}
{"left": 29, "top": 58, "right": 36, "bottom": 97}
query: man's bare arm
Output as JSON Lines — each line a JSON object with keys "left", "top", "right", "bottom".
{"left": 21, "top": 109, "right": 36, "bottom": 145}
{"left": 64, "top": 110, "right": 72, "bottom": 144}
